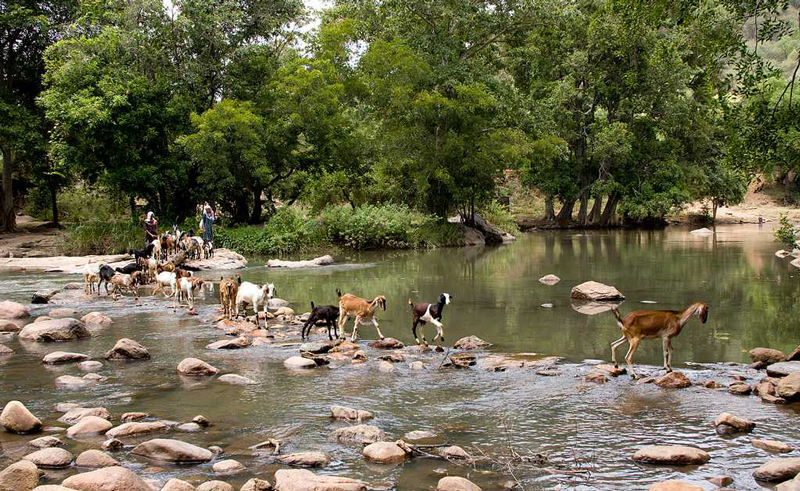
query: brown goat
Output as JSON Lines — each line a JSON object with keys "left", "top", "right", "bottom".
{"left": 610, "top": 302, "right": 709, "bottom": 379}
{"left": 219, "top": 277, "right": 238, "bottom": 319}
{"left": 337, "top": 289, "right": 387, "bottom": 342}
{"left": 110, "top": 271, "right": 142, "bottom": 299}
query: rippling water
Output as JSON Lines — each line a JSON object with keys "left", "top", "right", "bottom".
{"left": 0, "top": 224, "right": 798, "bottom": 490}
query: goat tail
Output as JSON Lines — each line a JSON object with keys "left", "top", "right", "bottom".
{"left": 236, "top": 274, "right": 242, "bottom": 285}
{"left": 407, "top": 298, "right": 414, "bottom": 309}
{"left": 610, "top": 306, "right": 624, "bottom": 325}
{"left": 310, "top": 301, "right": 315, "bottom": 310}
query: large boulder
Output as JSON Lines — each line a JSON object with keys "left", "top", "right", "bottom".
{"left": 767, "top": 361, "right": 800, "bottom": 377}
{"left": 750, "top": 348, "right": 786, "bottom": 366}
{"left": 18, "top": 319, "right": 90, "bottom": 342}
{"left": 275, "top": 452, "right": 330, "bottom": 468}
{"left": 61, "top": 466, "right": 153, "bottom": 491}
{"left": 0, "top": 460, "right": 39, "bottom": 491}
{"left": 217, "top": 374, "right": 257, "bottom": 385}
{"left": 206, "top": 337, "right": 250, "bottom": 350}
{"left": 330, "top": 405, "right": 373, "bottom": 422}
{"left": 0, "top": 300, "right": 30, "bottom": 319}
{"left": 437, "top": 477, "right": 482, "bottom": 491}
{"left": 43, "top": 351, "right": 89, "bottom": 365}
{"left": 332, "top": 425, "right": 386, "bottom": 445}
{"left": 272, "top": 469, "right": 366, "bottom": 491}
{"left": 131, "top": 438, "right": 213, "bottom": 463}
{"left": 23, "top": 448, "right": 74, "bottom": 468}
{"left": 80, "top": 312, "right": 113, "bottom": 327}
{"left": 75, "top": 450, "right": 118, "bottom": 468}
{"left": 570, "top": 281, "right": 625, "bottom": 301}
{"left": 66, "top": 416, "right": 113, "bottom": 438}
{"left": 777, "top": 373, "right": 800, "bottom": 400}
{"left": 104, "top": 338, "right": 150, "bottom": 360}
{"left": 631, "top": 446, "right": 710, "bottom": 465}
{"left": 161, "top": 479, "right": 196, "bottom": 491}
{"left": 58, "top": 407, "right": 111, "bottom": 425}
{"left": 283, "top": 356, "right": 316, "bottom": 370}
{"left": 452, "top": 336, "right": 492, "bottom": 350}
{"left": 362, "top": 442, "right": 407, "bottom": 464}
{"left": 713, "top": 412, "right": 755, "bottom": 433}
{"left": 655, "top": 372, "right": 692, "bottom": 389}
{"left": 177, "top": 358, "right": 219, "bottom": 376}
{"left": 648, "top": 481, "right": 703, "bottom": 491}
{"left": 1, "top": 401, "right": 42, "bottom": 434}
{"left": 753, "top": 457, "right": 800, "bottom": 482}
{"left": 105, "top": 421, "right": 167, "bottom": 439}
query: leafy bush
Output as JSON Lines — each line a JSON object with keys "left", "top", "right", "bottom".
{"left": 774, "top": 214, "right": 798, "bottom": 249}
{"left": 478, "top": 200, "right": 520, "bottom": 234}
{"left": 63, "top": 220, "right": 143, "bottom": 256}
{"left": 26, "top": 185, "right": 128, "bottom": 223}
{"left": 216, "top": 208, "right": 323, "bottom": 256}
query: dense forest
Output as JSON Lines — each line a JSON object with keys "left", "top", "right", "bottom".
{"left": 1, "top": 0, "right": 799, "bottom": 235}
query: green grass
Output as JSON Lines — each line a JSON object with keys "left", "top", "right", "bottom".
{"left": 62, "top": 220, "right": 143, "bottom": 256}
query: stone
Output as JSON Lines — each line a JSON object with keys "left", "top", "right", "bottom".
{"left": 631, "top": 446, "right": 710, "bottom": 465}
{"left": 49, "top": 308, "right": 80, "bottom": 318}
{"left": 55, "top": 403, "right": 80, "bottom": 413}
{"left": 363, "top": 442, "right": 407, "bottom": 464}
{"left": 31, "top": 486, "right": 79, "bottom": 491}
{"left": 583, "top": 371, "right": 609, "bottom": 384}
{"left": 43, "top": 351, "right": 90, "bottom": 364}
{"left": 272, "top": 469, "right": 366, "bottom": 491}
{"left": 161, "top": 479, "right": 196, "bottom": 491}
{"left": 67, "top": 416, "right": 113, "bottom": 438}
{"left": 206, "top": 337, "right": 250, "bottom": 350}
{"left": 332, "top": 425, "right": 385, "bottom": 444}
{"left": 212, "top": 460, "right": 245, "bottom": 475}
{"left": 218, "top": 374, "right": 257, "bottom": 385}
{"left": 58, "top": 407, "right": 111, "bottom": 425}
{"left": 284, "top": 356, "right": 316, "bottom": 370}
{"left": 767, "top": 361, "right": 800, "bottom": 377}
{"left": 728, "top": 383, "right": 752, "bottom": 395}
{"left": 452, "top": 336, "right": 492, "bottom": 350}
{"left": 131, "top": 438, "right": 213, "bottom": 463}
{"left": 655, "top": 372, "right": 692, "bottom": 388}
{"left": 276, "top": 452, "right": 330, "bottom": 468}
{"left": 0, "top": 460, "right": 39, "bottom": 491}
{"left": 0, "top": 344, "right": 12, "bottom": 354}
{"left": 267, "top": 298, "right": 290, "bottom": 309}
{"left": 23, "top": 448, "right": 74, "bottom": 468}
{"left": 18, "top": 319, "right": 90, "bottom": 342}
{"left": 368, "top": 338, "right": 404, "bottom": 350}
{"left": 121, "top": 412, "right": 148, "bottom": 423}
{"left": 102, "top": 439, "right": 123, "bottom": 451}
{"left": 595, "top": 364, "right": 626, "bottom": 376}
{"left": 777, "top": 373, "right": 800, "bottom": 399}
{"left": 753, "top": 439, "right": 793, "bottom": 453}
{"left": 707, "top": 476, "right": 733, "bottom": 487}
{"left": 789, "top": 345, "right": 800, "bottom": 362}
{"left": 753, "top": 457, "right": 800, "bottom": 482}
{"left": 777, "top": 475, "right": 800, "bottom": 491}
{"left": 404, "top": 430, "right": 436, "bottom": 441}
{"left": 79, "top": 361, "right": 102, "bottom": 372}
{"left": 80, "top": 312, "right": 113, "bottom": 327}
{"left": 240, "top": 478, "right": 271, "bottom": 491}
{"left": 192, "top": 415, "right": 209, "bottom": 427}
{"left": 570, "top": 281, "right": 625, "bottom": 301}
{"left": 62, "top": 466, "right": 153, "bottom": 491}
{"left": 105, "top": 421, "right": 167, "bottom": 439}
{"left": 275, "top": 307, "right": 295, "bottom": 317}
{"left": 351, "top": 350, "right": 367, "bottom": 362}
{"left": 777, "top": 249, "right": 792, "bottom": 258}
{"left": 55, "top": 375, "right": 90, "bottom": 388}
{"left": 378, "top": 360, "right": 395, "bottom": 373}
{"left": 648, "top": 481, "right": 703, "bottom": 491}
{"left": 177, "top": 358, "right": 219, "bottom": 376}
{"left": 713, "top": 412, "right": 755, "bottom": 433}
{"left": 104, "top": 338, "right": 150, "bottom": 360}
{"left": 0, "top": 300, "right": 30, "bottom": 319}
{"left": 690, "top": 227, "right": 713, "bottom": 236}
{"left": 30, "top": 436, "right": 63, "bottom": 448}
{"left": 330, "top": 405, "right": 373, "bottom": 422}
{"left": 750, "top": 348, "right": 786, "bottom": 366}
{"left": 32, "top": 289, "right": 59, "bottom": 304}
{"left": 300, "top": 341, "right": 334, "bottom": 354}
{"left": 410, "top": 361, "right": 425, "bottom": 370}
{"left": 436, "top": 477, "right": 482, "bottom": 491}
{"left": 176, "top": 423, "right": 202, "bottom": 433}
{"left": 75, "top": 450, "right": 118, "bottom": 468}
{"left": 441, "top": 446, "right": 471, "bottom": 460}
{"left": 1, "top": 401, "right": 42, "bottom": 434}
{"left": 0, "top": 320, "right": 20, "bottom": 332}
{"left": 538, "top": 274, "right": 560, "bottom": 285}
{"left": 197, "top": 483, "right": 234, "bottom": 491}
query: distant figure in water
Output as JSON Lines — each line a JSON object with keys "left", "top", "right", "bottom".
{"left": 759, "top": 214, "right": 764, "bottom": 228}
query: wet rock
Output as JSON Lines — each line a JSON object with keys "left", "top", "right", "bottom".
{"left": 351, "top": 350, "right": 367, "bottom": 362}
{"left": 197, "top": 482, "right": 234, "bottom": 491}
{"left": 648, "top": 481, "right": 703, "bottom": 491}
{"left": 104, "top": 338, "right": 150, "bottom": 360}
{"left": 218, "top": 374, "right": 256, "bottom": 385}
{"left": 570, "top": 281, "right": 625, "bottom": 301}
{"left": 0, "top": 300, "right": 30, "bottom": 319}
{"left": 209, "top": 446, "right": 224, "bottom": 456}
{"left": 690, "top": 227, "right": 713, "bottom": 236}
{"left": 32, "top": 289, "right": 59, "bottom": 304}
{"left": 75, "top": 450, "right": 118, "bottom": 468}
{"left": 761, "top": 393, "right": 788, "bottom": 404}
{"left": 595, "top": 364, "right": 626, "bottom": 377}
{"left": 631, "top": 446, "right": 710, "bottom": 465}
{"left": 58, "top": 407, "right": 111, "bottom": 425}
{"left": 283, "top": 356, "right": 316, "bottom": 370}
{"left": 67, "top": 416, "right": 113, "bottom": 438}
{"left": 777, "top": 373, "right": 800, "bottom": 400}
{"left": 450, "top": 353, "right": 476, "bottom": 368}
{"left": 161, "top": 479, "right": 196, "bottom": 491}
{"left": 131, "top": 438, "right": 213, "bottom": 463}
{"left": 369, "top": 338, "right": 404, "bottom": 350}
{"left": 332, "top": 425, "right": 386, "bottom": 444}
{"left": 767, "top": 361, "right": 800, "bottom": 377}
{"left": 276, "top": 452, "right": 330, "bottom": 468}
{"left": 78, "top": 361, "right": 102, "bottom": 372}
{"left": 378, "top": 360, "right": 396, "bottom": 373}
{"left": 728, "top": 383, "right": 752, "bottom": 395}
{"left": 753, "top": 439, "right": 793, "bottom": 453}
{"left": 240, "top": 478, "right": 271, "bottom": 491}
{"left": 272, "top": 469, "right": 366, "bottom": 491}
{"left": 176, "top": 423, "right": 202, "bottom": 433}
{"left": 753, "top": 457, "right": 800, "bottom": 482}
{"left": 776, "top": 475, "right": 800, "bottom": 491}
{"left": 0, "top": 320, "right": 20, "bottom": 332}
{"left": 177, "top": 358, "right": 219, "bottom": 376}
{"left": 55, "top": 403, "right": 80, "bottom": 413}
{"left": 378, "top": 353, "right": 405, "bottom": 363}
{"left": 708, "top": 476, "right": 733, "bottom": 487}
{"left": 362, "top": 442, "right": 407, "bottom": 464}
{"left": 750, "top": 348, "right": 786, "bottom": 366}
{"left": 331, "top": 341, "right": 360, "bottom": 353}
{"left": 788, "top": 345, "right": 800, "bottom": 362}
{"left": 410, "top": 361, "right": 425, "bottom": 370}
{"left": 33, "top": 317, "right": 51, "bottom": 324}
{"left": 120, "top": 412, "right": 148, "bottom": 423}
{"left": 61, "top": 466, "right": 153, "bottom": 491}
{"left": 437, "top": 477, "right": 482, "bottom": 491}
{"left": 1, "top": 401, "right": 43, "bottom": 434}
{"left": 0, "top": 460, "right": 39, "bottom": 491}
{"left": 33, "top": 486, "right": 82, "bottom": 491}
{"left": 275, "top": 307, "right": 295, "bottom": 317}
{"left": 30, "top": 436, "right": 63, "bottom": 448}
{"left": 330, "top": 405, "right": 373, "bottom": 422}
{"left": 212, "top": 459, "right": 245, "bottom": 475}
{"left": 453, "top": 336, "right": 492, "bottom": 350}
{"left": 713, "top": 412, "right": 755, "bottom": 433}
{"left": 18, "top": 319, "right": 90, "bottom": 342}
{"left": 192, "top": 415, "right": 209, "bottom": 427}
{"left": 538, "top": 274, "right": 560, "bottom": 285}
{"left": 80, "top": 312, "right": 113, "bottom": 327}
{"left": 49, "top": 308, "right": 80, "bottom": 319}
{"left": 102, "top": 439, "right": 123, "bottom": 451}
{"left": 207, "top": 337, "right": 250, "bottom": 350}
{"left": 55, "top": 375, "right": 90, "bottom": 388}
{"left": 583, "top": 371, "right": 609, "bottom": 384}
{"left": 105, "top": 421, "right": 167, "bottom": 439}
{"left": 0, "top": 344, "right": 12, "bottom": 355}
{"left": 441, "top": 446, "right": 471, "bottom": 460}
{"left": 404, "top": 430, "right": 436, "bottom": 441}
{"left": 655, "top": 372, "right": 691, "bottom": 388}
{"left": 23, "top": 448, "right": 74, "bottom": 468}
{"left": 43, "top": 351, "right": 90, "bottom": 365}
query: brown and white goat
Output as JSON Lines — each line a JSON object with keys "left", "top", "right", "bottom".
{"left": 336, "top": 289, "right": 387, "bottom": 342}
{"left": 110, "top": 271, "right": 142, "bottom": 299}
{"left": 219, "top": 277, "right": 238, "bottom": 320}
{"left": 175, "top": 276, "right": 204, "bottom": 309}
{"left": 610, "top": 302, "right": 709, "bottom": 379}
{"left": 83, "top": 271, "right": 97, "bottom": 295}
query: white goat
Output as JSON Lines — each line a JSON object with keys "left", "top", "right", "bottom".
{"left": 235, "top": 281, "right": 276, "bottom": 328}
{"left": 151, "top": 239, "right": 162, "bottom": 261}
{"left": 153, "top": 271, "right": 177, "bottom": 298}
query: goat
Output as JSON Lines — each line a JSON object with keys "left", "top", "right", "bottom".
{"left": 336, "top": 289, "right": 387, "bottom": 342}
{"left": 153, "top": 271, "right": 180, "bottom": 297}
{"left": 144, "top": 257, "right": 158, "bottom": 283}
{"left": 408, "top": 293, "right": 452, "bottom": 345}
{"left": 151, "top": 239, "right": 162, "bottom": 261}
{"left": 175, "top": 276, "right": 205, "bottom": 309}
{"left": 161, "top": 231, "right": 176, "bottom": 258}
{"left": 83, "top": 272, "right": 97, "bottom": 295}
{"left": 610, "top": 302, "right": 709, "bottom": 379}
{"left": 110, "top": 271, "right": 142, "bottom": 299}
{"left": 97, "top": 264, "right": 116, "bottom": 295}
{"left": 302, "top": 302, "right": 340, "bottom": 341}
{"left": 115, "top": 262, "right": 142, "bottom": 275}
{"left": 203, "top": 240, "right": 214, "bottom": 259}
{"left": 235, "top": 281, "right": 276, "bottom": 328}
{"left": 130, "top": 243, "right": 155, "bottom": 265}
{"left": 219, "top": 277, "right": 238, "bottom": 320}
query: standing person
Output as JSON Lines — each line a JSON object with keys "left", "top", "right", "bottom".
{"left": 200, "top": 203, "right": 214, "bottom": 244}
{"left": 144, "top": 211, "right": 158, "bottom": 247}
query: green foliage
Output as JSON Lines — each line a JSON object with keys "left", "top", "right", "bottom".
{"left": 62, "top": 219, "right": 142, "bottom": 256}
{"left": 774, "top": 214, "right": 799, "bottom": 248}
{"left": 26, "top": 185, "right": 127, "bottom": 222}
{"left": 216, "top": 208, "right": 323, "bottom": 256}
{"left": 478, "top": 201, "right": 520, "bottom": 235}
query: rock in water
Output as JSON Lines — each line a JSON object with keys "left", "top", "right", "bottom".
{"left": 81, "top": 312, "right": 113, "bottom": 327}
{"left": 753, "top": 457, "right": 800, "bottom": 482}
{"left": 0, "top": 401, "right": 42, "bottom": 434}
{"left": 452, "top": 336, "right": 492, "bottom": 350}
{"left": 275, "top": 452, "right": 330, "bottom": 468}
{"left": 655, "top": 372, "right": 692, "bottom": 388}
{"left": 713, "top": 412, "right": 755, "bottom": 433}
{"left": 368, "top": 338, "right": 404, "bottom": 350}
{"left": 217, "top": 374, "right": 256, "bottom": 385}
{"left": 196, "top": 482, "right": 234, "bottom": 491}
{"left": 437, "top": 476, "right": 482, "bottom": 491}
{"left": 767, "top": 361, "right": 800, "bottom": 377}
{"left": 58, "top": 407, "right": 111, "bottom": 425}
{"left": 441, "top": 446, "right": 471, "bottom": 460}
{"left": 690, "top": 227, "right": 713, "bottom": 236}
{"left": 62, "top": 466, "right": 153, "bottom": 491}
{"left": 570, "top": 281, "right": 625, "bottom": 301}
{"left": 0, "top": 300, "right": 30, "bottom": 319}
{"left": 272, "top": 469, "right": 366, "bottom": 491}
{"left": 105, "top": 421, "right": 167, "bottom": 439}
{"left": 18, "top": 319, "right": 90, "bottom": 342}
{"left": 32, "top": 289, "right": 59, "bottom": 304}
{"left": 131, "top": 438, "right": 213, "bottom": 463}
{"left": 240, "top": 478, "right": 271, "bottom": 491}
{"left": 104, "top": 338, "right": 150, "bottom": 360}
{"left": 299, "top": 341, "right": 334, "bottom": 354}
{"left": 29, "top": 436, "right": 63, "bottom": 449}
{"left": 283, "top": 356, "right": 316, "bottom": 370}
{"left": 22, "top": 448, "right": 74, "bottom": 468}
{"left": 48, "top": 308, "right": 80, "bottom": 319}
{"left": 362, "top": 442, "right": 407, "bottom": 464}
{"left": 0, "top": 460, "right": 39, "bottom": 491}
{"left": 206, "top": 337, "right": 250, "bottom": 350}
{"left": 777, "top": 373, "right": 800, "bottom": 400}
{"left": 332, "top": 425, "right": 386, "bottom": 444}
{"left": 404, "top": 430, "right": 437, "bottom": 441}
{"left": 75, "top": 450, "right": 119, "bottom": 468}
{"left": 632, "top": 446, "right": 710, "bottom": 465}
{"left": 212, "top": 460, "right": 245, "bottom": 475}
{"left": 161, "top": 479, "right": 196, "bottom": 491}
{"left": 66, "top": 416, "right": 113, "bottom": 438}
{"left": 752, "top": 439, "right": 793, "bottom": 453}
{"left": 176, "top": 358, "right": 219, "bottom": 376}
{"left": 648, "top": 481, "right": 704, "bottom": 491}
{"left": 538, "top": 274, "right": 560, "bottom": 285}
{"left": 43, "top": 351, "right": 90, "bottom": 365}
{"left": 330, "top": 405, "right": 373, "bottom": 422}
{"left": 728, "top": 383, "right": 752, "bottom": 395}
{"left": 750, "top": 347, "right": 786, "bottom": 366}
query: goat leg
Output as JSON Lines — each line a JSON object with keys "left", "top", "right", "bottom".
{"left": 610, "top": 336, "right": 627, "bottom": 368}
{"left": 624, "top": 338, "right": 641, "bottom": 379}
{"left": 372, "top": 318, "right": 385, "bottom": 340}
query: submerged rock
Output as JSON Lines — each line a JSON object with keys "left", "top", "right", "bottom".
{"left": 81, "top": 312, "right": 113, "bottom": 327}
{"left": 48, "top": 308, "right": 80, "bottom": 319}
{"left": 131, "top": 438, "right": 213, "bottom": 463}
{"left": 105, "top": 421, "right": 167, "bottom": 439}
{"left": 61, "top": 466, "right": 152, "bottom": 491}
{"left": 120, "top": 412, "right": 148, "bottom": 423}
{"left": 441, "top": 446, "right": 471, "bottom": 460}
{"left": 570, "top": 281, "right": 625, "bottom": 301}
{"left": 437, "top": 476, "right": 482, "bottom": 491}
{"left": 452, "top": 336, "right": 492, "bottom": 350}
{"left": 0, "top": 460, "right": 39, "bottom": 491}
{"left": 728, "top": 383, "right": 752, "bottom": 395}
{"left": 584, "top": 371, "right": 609, "bottom": 384}
{"left": 104, "top": 338, "right": 150, "bottom": 360}
{"left": 655, "top": 372, "right": 691, "bottom": 388}
{"left": 206, "top": 337, "right": 250, "bottom": 350}
{"left": 217, "top": 374, "right": 256, "bottom": 385}
{"left": 58, "top": 407, "right": 111, "bottom": 425}
{"left": 0, "top": 320, "right": 20, "bottom": 332}
{"left": 330, "top": 405, "right": 373, "bottom": 422}
{"left": 363, "top": 442, "right": 407, "bottom": 464}
{"left": 177, "top": 358, "right": 219, "bottom": 376}
{"left": 276, "top": 452, "right": 330, "bottom": 468}
{"left": 404, "top": 430, "right": 437, "bottom": 441}
{"left": 79, "top": 361, "right": 103, "bottom": 372}
{"left": 29, "top": 436, "right": 63, "bottom": 449}
{"left": 0, "top": 344, "right": 12, "bottom": 355}
{"left": 18, "top": 319, "right": 90, "bottom": 342}
{"left": 632, "top": 445, "right": 710, "bottom": 465}
{"left": 332, "top": 425, "right": 386, "bottom": 445}
{"left": 272, "top": 469, "right": 366, "bottom": 491}
{"left": 1, "top": 401, "right": 42, "bottom": 434}
{"left": 538, "top": 274, "right": 560, "bottom": 285}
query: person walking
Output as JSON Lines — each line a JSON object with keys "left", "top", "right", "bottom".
{"left": 144, "top": 211, "right": 158, "bottom": 247}
{"left": 200, "top": 203, "right": 214, "bottom": 244}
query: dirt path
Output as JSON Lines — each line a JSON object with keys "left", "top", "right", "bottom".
{"left": 679, "top": 186, "right": 800, "bottom": 224}
{"left": 0, "top": 215, "right": 65, "bottom": 258}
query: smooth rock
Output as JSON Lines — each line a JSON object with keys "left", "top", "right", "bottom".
{"left": 378, "top": 360, "right": 395, "bottom": 373}
{"left": 32, "top": 486, "right": 79, "bottom": 491}
{"left": 0, "top": 344, "right": 12, "bottom": 354}
{"left": 750, "top": 348, "right": 786, "bottom": 366}
{"left": 753, "top": 439, "right": 793, "bottom": 453}
{"left": 275, "top": 452, "right": 329, "bottom": 468}
{"left": 32, "top": 289, "right": 59, "bottom": 304}
{"left": 649, "top": 481, "right": 703, "bottom": 491}
{"left": 777, "top": 475, "right": 800, "bottom": 491}
{"left": 767, "top": 362, "right": 800, "bottom": 377}
{"left": 61, "top": 466, "right": 153, "bottom": 491}
{"left": 67, "top": 416, "right": 113, "bottom": 438}
{"left": 79, "top": 361, "right": 102, "bottom": 372}
{"left": 105, "top": 421, "right": 167, "bottom": 439}
{"left": 584, "top": 371, "right": 609, "bottom": 384}
{"left": 330, "top": 405, "right": 373, "bottom": 422}
{"left": 713, "top": 412, "right": 755, "bottom": 433}
{"left": 272, "top": 469, "right": 366, "bottom": 491}
{"left": 18, "top": 319, "right": 90, "bottom": 342}
{"left": 55, "top": 375, "right": 90, "bottom": 388}
{"left": 102, "top": 439, "right": 123, "bottom": 451}
{"left": 363, "top": 442, "right": 407, "bottom": 464}
{"left": 240, "top": 478, "right": 271, "bottom": 491}
{"left": 707, "top": 476, "right": 733, "bottom": 487}
{"left": 299, "top": 341, "right": 333, "bottom": 354}
{"left": 75, "top": 450, "right": 118, "bottom": 468}
{"left": 632, "top": 446, "right": 710, "bottom": 465}
{"left": 777, "top": 373, "right": 800, "bottom": 399}
{"left": 80, "top": 312, "right": 112, "bottom": 327}
{"left": 212, "top": 459, "right": 245, "bottom": 475}
{"left": 58, "top": 408, "right": 111, "bottom": 425}
{"left": 410, "top": 361, "right": 425, "bottom": 370}
{"left": 120, "top": 412, "right": 148, "bottom": 423}
{"left": 104, "top": 338, "right": 150, "bottom": 360}
{"left": 0, "top": 320, "right": 20, "bottom": 332}
{"left": 197, "top": 483, "right": 233, "bottom": 491}
{"left": 275, "top": 307, "right": 295, "bottom": 317}
{"left": 192, "top": 415, "right": 209, "bottom": 427}
{"left": 55, "top": 403, "right": 80, "bottom": 413}
{"left": 43, "top": 351, "right": 89, "bottom": 365}
{"left": 753, "top": 457, "right": 800, "bottom": 482}
{"left": 728, "top": 383, "right": 752, "bottom": 395}
{"left": 595, "top": 364, "right": 626, "bottom": 377}
{"left": 161, "top": 479, "right": 196, "bottom": 491}
{"left": 1, "top": 401, "right": 42, "bottom": 434}
{"left": 23, "top": 448, "right": 74, "bottom": 468}
{"left": 368, "top": 338, "right": 404, "bottom": 350}
{"left": 176, "top": 358, "right": 218, "bottom": 376}
{"left": 283, "top": 356, "right": 316, "bottom": 370}
{"left": 30, "top": 436, "right": 63, "bottom": 448}
{"left": 33, "top": 316, "right": 51, "bottom": 324}
{"left": 176, "top": 423, "right": 202, "bottom": 433}
{"left": 332, "top": 425, "right": 386, "bottom": 444}
{"left": 404, "top": 430, "right": 436, "bottom": 441}
{"left": 48, "top": 308, "right": 80, "bottom": 319}
{"left": 218, "top": 374, "right": 256, "bottom": 385}
{"left": 690, "top": 227, "right": 714, "bottom": 236}
{"left": 655, "top": 371, "right": 692, "bottom": 388}
{"left": 538, "top": 274, "right": 560, "bottom": 285}
{"left": 0, "top": 300, "right": 30, "bottom": 319}
{"left": 131, "top": 438, "right": 213, "bottom": 463}
{"left": 570, "top": 281, "right": 625, "bottom": 301}
{"left": 452, "top": 336, "right": 492, "bottom": 350}
{"left": 0, "top": 460, "right": 39, "bottom": 491}
{"left": 436, "top": 476, "right": 482, "bottom": 491}
{"left": 441, "top": 446, "right": 471, "bottom": 460}
{"left": 206, "top": 337, "right": 250, "bottom": 350}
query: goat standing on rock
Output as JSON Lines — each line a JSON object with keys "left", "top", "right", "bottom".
{"left": 337, "top": 289, "right": 387, "bottom": 342}
{"left": 235, "top": 279, "right": 276, "bottom": 328}
{"left": 408, "top": 293, "right": 452, "bottom": 345}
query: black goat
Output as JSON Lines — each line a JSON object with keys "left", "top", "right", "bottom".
{"left": 302, "top": 302, "right": 341, "bottom": 341}
{"left": 129, "top": 243, "right": 155, "bottom": 265}
{"left": 97, "top": 264, "right": 116, "bottom": 295}
{"left": 115, "top": 262, "right": 143, "bottom": 275}
{"left": 408, "top": 293, "right": 452, "bottom": 345}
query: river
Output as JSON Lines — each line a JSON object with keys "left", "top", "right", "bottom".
{"left": 0, "top": 224, "right": 798, "bottom": 490}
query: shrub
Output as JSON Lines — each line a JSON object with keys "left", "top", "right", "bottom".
{"left": 63, "top": 220, "right": 142, "bottom": 256}
{"left": 478, "top": 200, "right": 520, "bottom": 234}
{"left": 774, "top": 214, "right": 798, "bottom": 249}
{"left": 216, "top": 207, "right": 323, "bottom": 256}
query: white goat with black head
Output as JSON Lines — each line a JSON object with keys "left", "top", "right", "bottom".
{"left": 408, "top": 293, "right": 452, "bottom": 345}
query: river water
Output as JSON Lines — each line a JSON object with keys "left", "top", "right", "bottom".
{"left": 0, "top": 224, "right": 798, "bottom": 490}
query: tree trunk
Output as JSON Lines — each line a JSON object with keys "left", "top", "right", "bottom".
{"left": 234, "top": 194, "right": 249, "bottom": 224}
{"left": 578, "top": 188, "right": 589, "bottom": 225}
{"left": 589, "top": 196, "right": 603, "bottom": 224}
{"left": 599, "top": 193, "right": 619, "bottom": 226}
{"left": 555, "top": 199, "right": 576, "bottom": 225}
{"left": 50, "top": 184, "right": 59, "bottom": 226}
{"left": 544, "top": 196, "right": 555, "bottom": 222}
{"left": 129, "top": 195, "right": 136, "bottom": 218}
{"left": 712, "top": 201, "right": 718, "bottom": 222}
{"left": 249, "top": 188, "right": 262, "bottom": 224}
{"left": 0, "top": 148, "right": 16, "bottom": 232}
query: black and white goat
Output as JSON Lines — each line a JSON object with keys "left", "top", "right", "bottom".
{"left": 97, "top": 264, "right": 116, "bottom": 295}
{"left": 130, "top": 243, "right": 155, "bottom": 265}
{"left": 302, "top": 302, "right": 340, "bottom": 341}
{"left": 115, "top": 262, "right": 143, "bottom": 275}
{"left": 408, "top": 293, "right": 452, "bottom": 345}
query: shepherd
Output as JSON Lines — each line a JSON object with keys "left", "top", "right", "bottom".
{"left": 143, "top": 211, "right": 158, "bottom": 248}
